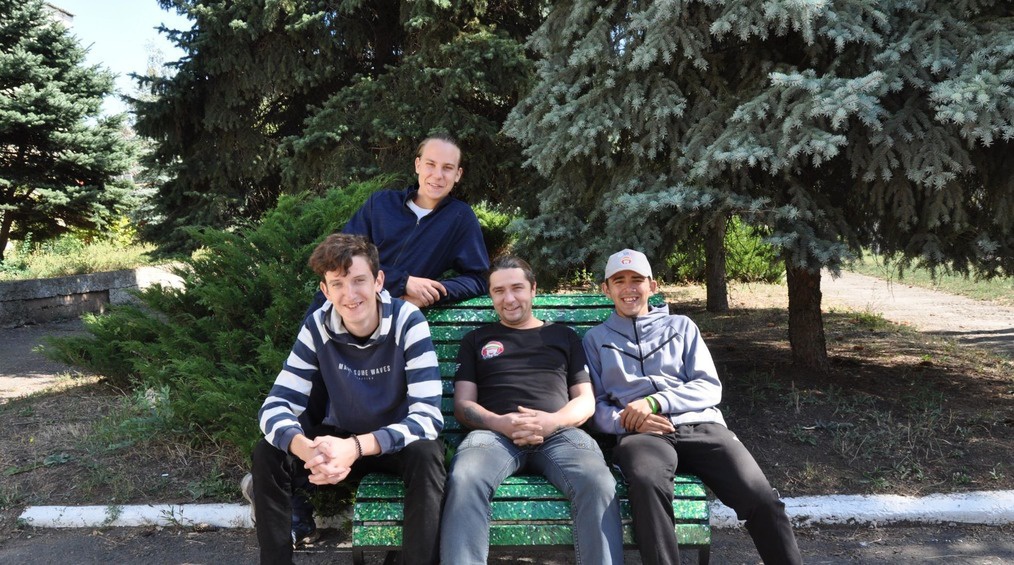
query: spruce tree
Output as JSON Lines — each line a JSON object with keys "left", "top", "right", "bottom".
{"left": 504, "top": 0, "right": 1013, "bottom": 373}
{"left": 136, "top": 0, "right": 547, "bottom": 253}
{"left": 0, "top": 0, "right": 134, "bottom": 263}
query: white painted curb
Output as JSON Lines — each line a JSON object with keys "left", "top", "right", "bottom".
{"left": 19, "top": 504, "right": 253, "bottom": 529}
{"left": 21, "top": 491, "right": 1014, "bottom": 529}
{"left": 711, "top": 490, "right": 1014, "bottom": 528}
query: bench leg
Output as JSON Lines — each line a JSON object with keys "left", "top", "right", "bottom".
{"left": 352, "top": 549, "right": 365, "bottom": 565}
{"left": 698, "top": 545, "right": 710, "bottom": 565}
{"left": 382, "top": 550, "right": 400, "bottom": 565}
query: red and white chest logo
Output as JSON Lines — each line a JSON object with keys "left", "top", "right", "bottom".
{"left": 481, "top": 340, "right": 505, "bottom": 359}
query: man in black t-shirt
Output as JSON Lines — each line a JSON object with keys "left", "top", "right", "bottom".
{"left": 439, "top": 256, "right": 623, "bottom": 564}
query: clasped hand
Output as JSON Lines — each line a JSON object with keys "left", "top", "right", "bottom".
{"left": 302, "top": 435, "right": 357, "bottom": 485}
{"left": 619, "top": 398, "right": 675, "bottom": 434}
{"left": 502, "top": 406, "right": 558, "bottom": 446}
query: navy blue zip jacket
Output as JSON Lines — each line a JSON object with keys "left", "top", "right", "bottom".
{"left": 305, "top": 186, "right": 490, "bottom": 316}
{"left": 345, "top": 186, "right": 489, "bottom": 301}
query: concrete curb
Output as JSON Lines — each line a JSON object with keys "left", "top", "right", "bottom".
{"left": 20, "top": 490, "right": 1014, "bottom": 529}
{"left": 713, "top": 490, "right": 1014, "bottom": 527}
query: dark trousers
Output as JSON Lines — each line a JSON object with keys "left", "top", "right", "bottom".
{"left": 252, "top": 435, "right": 445, "bottom": 565}
{"left": 613, "top": 423, "right": 801, "bottom": 565}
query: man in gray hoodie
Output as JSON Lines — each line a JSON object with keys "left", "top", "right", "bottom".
{"left": 583, "top": 249, "right": 801, "bottom": 565}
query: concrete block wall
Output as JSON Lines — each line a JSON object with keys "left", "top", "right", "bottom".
{"left": 0, "top": 266, "right": 184, "bottom": 328}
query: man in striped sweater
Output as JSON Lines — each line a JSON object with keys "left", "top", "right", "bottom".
{"left": 251, "top": 233, "right": 445, "bottom": 564}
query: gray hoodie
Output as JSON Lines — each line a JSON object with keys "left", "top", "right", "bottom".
{"left": 582, "top": 305, "right": 727, "bottom": 435}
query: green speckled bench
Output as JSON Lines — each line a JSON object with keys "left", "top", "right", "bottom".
{"left": 352, "top": 293, "right": 712, "bottom": 564}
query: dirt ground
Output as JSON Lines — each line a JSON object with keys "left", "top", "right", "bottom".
{"left": 0, "top": 272, "right": 1011, "bottom": 563}
{"left": 1, "top": 523, "right": 1012, "bottom": 564}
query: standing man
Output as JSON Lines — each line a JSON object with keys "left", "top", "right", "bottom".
{"left": 252, "top": 234, "right": 445, "bottom": 564}
{"left": 441, "top": 256, "right": 623, "bottom": 564}
{"left": 584, "top": 249, "right": 801, "bottom": 565}
{"left": 309, "top": 134, "right": 489, "bottom": 310}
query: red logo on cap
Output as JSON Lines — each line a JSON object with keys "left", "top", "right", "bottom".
{"left": 621, "top": 257, "right": 632, "bottom": 264}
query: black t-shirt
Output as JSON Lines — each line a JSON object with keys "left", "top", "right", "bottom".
{"left": 454, "top": 322, "right": 590, "bottom": 416}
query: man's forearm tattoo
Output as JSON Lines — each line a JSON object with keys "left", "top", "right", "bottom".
{"left": 462, "top": 405, "right": 485, "bottom": 428}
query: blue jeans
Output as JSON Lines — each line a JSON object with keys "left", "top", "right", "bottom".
{"left": 440, "top": 427, "right": 623, "bottom": 564}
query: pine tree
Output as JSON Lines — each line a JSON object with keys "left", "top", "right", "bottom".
{"left": 136, "top": 0, "right": 547, "bottom": 253}
{"left": 0, "top": 0, "right": 134, "bottom": 263}
{"left": 504, "top": 0, "right": 1013, "bottom": 373}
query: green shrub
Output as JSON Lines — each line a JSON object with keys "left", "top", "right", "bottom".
{"left": 666, "top": 216, "right": 784, "bottom": 284}
{"left": 473, "top": 201, "right": 518, "bottom": 259}
{"left": 46, "top": 178, "right": 388, "bottom": 452}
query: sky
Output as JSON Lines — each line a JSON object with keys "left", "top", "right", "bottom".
{"left": 49, "top": 1, "right": 191, "bottom": 116}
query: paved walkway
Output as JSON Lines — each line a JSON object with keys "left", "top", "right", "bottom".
{"left": 821, "top": 270, "right": 1014, "bottom": 359}
{"left": 0, "top": 318, "right": 89, "bottom": 401}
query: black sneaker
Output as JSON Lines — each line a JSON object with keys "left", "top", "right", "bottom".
{"left": 291, "top": 513, "right": 319, "bottom": 548}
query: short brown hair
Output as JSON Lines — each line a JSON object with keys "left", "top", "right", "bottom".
{"left": 415, "top": 134, "right": 462, "bottom": 167}
{"left": 308, "top": 234, "right": 380, "bottom": 280}
{"left": 487, "top": 255, "right": 536, "bottom": 287}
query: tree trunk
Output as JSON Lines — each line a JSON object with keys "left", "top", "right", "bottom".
{"left": 0, "top": 212, "right": 12, "bottom": 264}
{"left": 704, "top": 215, "right": 729, "bottom": 312}
{"left": 785, "top": 262, "right": 830, "bottom": 375}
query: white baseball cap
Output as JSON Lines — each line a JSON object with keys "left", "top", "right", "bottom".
{"left": 603, "top": 249, "right": 653, "bottom": 280}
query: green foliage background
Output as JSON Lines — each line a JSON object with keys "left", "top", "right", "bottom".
{"left": 0, "top": 0, "right": 136, "bottom": 263}
{"left": 135, "top": 0, "right": 547, "bottom": 254}
{"left": 47, "top": 178, "right": 517, "bottom": 452}
{"left": 48, "top": 179, "right": 388, "bottom": 451}
{"left": 0, "top": 226, "right": 153, "bottom": 281}
{"left": 504, "top": 0, "right": 1014, "bottom": 280}
{"left": 666, "top": 217, "right": 784, "bottom": 284}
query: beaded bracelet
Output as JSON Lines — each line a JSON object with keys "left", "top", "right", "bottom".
{"left": 351, "top": 434, "right": 363, "bottom": 459}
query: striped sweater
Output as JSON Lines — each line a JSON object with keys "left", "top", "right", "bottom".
{"left": 258, "top": 290, "right": 443, "bottom": 455}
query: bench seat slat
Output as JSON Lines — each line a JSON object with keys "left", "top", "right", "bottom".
{"left": 355, "top": 499, "right": 709, "bottom": 523}
{"left": 427, "top": 294, "right": 661, "bottom": 309}
{"left": 353, "top": 523, "right": 712, "bottom": 548}
{"left": 438, "top": 361, "right": 457, "bottom": 377}
{"left": 439, "top": 295, "right": 615, "bottom": 308}
{"left": 356, "top": 474, "right": 707, "bottom": 500}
